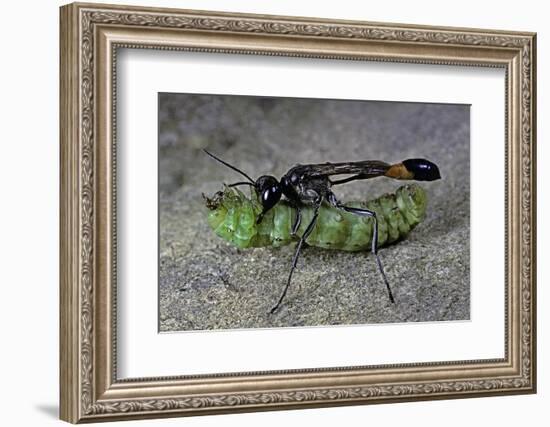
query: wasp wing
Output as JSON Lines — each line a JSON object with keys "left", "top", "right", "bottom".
{"left": 289, "top": 161, "right": 391, "bottom": 185}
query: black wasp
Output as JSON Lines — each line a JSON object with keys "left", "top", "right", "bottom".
{"left": 205, "top": 149, "right": 441, "bottom": 313}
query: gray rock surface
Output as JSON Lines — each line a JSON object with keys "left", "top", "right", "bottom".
{"left": 158, "top": 93, "right": 470, "bottom": 332}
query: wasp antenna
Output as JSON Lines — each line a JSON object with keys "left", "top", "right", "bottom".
{"left": 203, "top": 149, "right": 255, "bottom": 184}
{"left": 228, "top": 181, "right": 255, "bottom": 188}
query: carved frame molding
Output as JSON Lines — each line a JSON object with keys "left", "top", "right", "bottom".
{"left": 60, "top": 2, "right": 536, "bottom": 423}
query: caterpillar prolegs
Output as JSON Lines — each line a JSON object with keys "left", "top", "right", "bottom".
{"left": 205, "top": 184, "right": 427, "bottom": 251}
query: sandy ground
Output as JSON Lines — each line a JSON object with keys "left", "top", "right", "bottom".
{"left": 158, "top": 93, "right": 470, "bottom": 331}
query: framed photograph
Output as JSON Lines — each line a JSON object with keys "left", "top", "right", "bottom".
{"left": 60, "top": 2, "right": 536, "bottom": 423}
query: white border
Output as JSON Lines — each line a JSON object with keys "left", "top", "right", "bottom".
{"left": 117, "top": 49, "right": 505, "bottom": 378}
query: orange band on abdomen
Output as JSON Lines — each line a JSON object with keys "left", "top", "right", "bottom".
{"left": 385, "top": 163, "right": 415, "bottom": 180}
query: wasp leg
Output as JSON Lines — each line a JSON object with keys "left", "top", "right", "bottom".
{"left": 270, "top": 201, "right": 320, "bottom": 314}
{"left": 291, "top": 205, "right": 302, "bottom": 237}
{"left": 328, "top": 193, "right": 395, "bottom": 304}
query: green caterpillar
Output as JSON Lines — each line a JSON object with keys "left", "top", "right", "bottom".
{"left": 205, "top": 184, "right": 427, "bottom": 251}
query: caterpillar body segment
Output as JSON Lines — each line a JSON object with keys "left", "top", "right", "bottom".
{"left": 206, "top": 184, "right": 427, "bottom": 251}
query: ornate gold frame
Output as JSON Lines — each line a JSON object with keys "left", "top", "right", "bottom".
{"left": 60, "top": 2, "right": 536, "bottom": 423}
